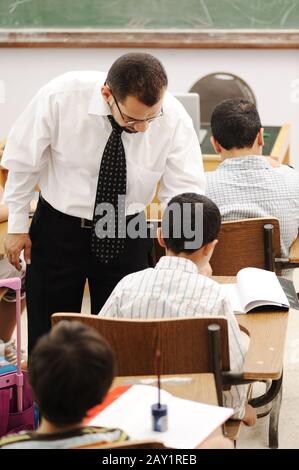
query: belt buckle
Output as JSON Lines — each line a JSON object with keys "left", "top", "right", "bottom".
{"left": 80, "top": 218, "right": 92, "bottom": 229}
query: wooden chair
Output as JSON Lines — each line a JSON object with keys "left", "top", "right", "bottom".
{"left": 149, "top": 217, "right": 281, "bottom": 273}
{"left": 210, "top": 218, "right": 281, "bottom": 276}
{"left": 52, "top": 313, "right": 255, "bottom": 443}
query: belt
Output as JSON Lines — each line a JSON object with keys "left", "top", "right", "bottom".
{"left": 39, "top": 195, "right": 93, "bottom": 228}
{"left": 39, "top": 195, "right": 143, "bottom": 229}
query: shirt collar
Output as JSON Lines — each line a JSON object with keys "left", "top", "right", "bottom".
{"left": 155, "top": 256, "right": 198, "bottom": 274}
{"left": 218, "top": 155, "right": 272, "bottom": 171}
{"left": 88, "top": 79, "right": 111, "bottom": 117}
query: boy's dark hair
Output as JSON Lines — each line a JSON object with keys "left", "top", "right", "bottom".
{"left": 211, "top": 98, "right": 262, "bottom": 150}
{"left": 161, "top": 193, "right": 221, "bottom": 254}
{"left": 106, "top": 52, "right": 168, "bottom": 106}
{"left": 29, "top": 320, "right": 116, "bottom": 426}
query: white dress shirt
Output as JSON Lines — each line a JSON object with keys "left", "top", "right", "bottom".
{"left": 99, "top": 256, "right": 249, "bottom": 419}
{"left": 2, "top": 71, "right": 205, "bottom": 233}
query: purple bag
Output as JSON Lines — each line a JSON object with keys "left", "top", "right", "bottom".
{"left": 0, "top": 370, "right": 35, "bottom": 436}
{"left": 0, "top": 278, "right": 35, "bottom": 437}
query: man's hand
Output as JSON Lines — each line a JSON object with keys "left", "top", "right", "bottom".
{"left": 5, "top": 233, "right": 32, "bottom": 271}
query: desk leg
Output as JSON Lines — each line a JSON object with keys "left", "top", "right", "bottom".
{"left": 269, "top": 382, "right": 282, "bottom": 449}
{"left": 249, "top": 374, "right": 283, "bottom": 449}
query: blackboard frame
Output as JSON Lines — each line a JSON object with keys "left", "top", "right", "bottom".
{"left": 0, "top": 29, "right": 299, "bottom": 48}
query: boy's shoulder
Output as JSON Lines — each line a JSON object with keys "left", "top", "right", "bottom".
{"left": 199, "top": 273, "right": 226, "bottom": 295}
{"left": 116, "top": 267, "right": 154, "bottom": 287}
{"left": 0, "top": 431, "right": 32, "bottom": 447}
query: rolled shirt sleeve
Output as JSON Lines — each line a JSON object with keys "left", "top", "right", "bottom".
{"left": 2, "top": 87, "right": 52, "bottom": 233}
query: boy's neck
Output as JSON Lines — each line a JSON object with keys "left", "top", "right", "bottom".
{"left": 165, "top": 250, "right": 206, "bottom": 274}
{"left": 220, "top": 145, "right": 262, "bottom": 160}
{"left": 37, "top": 418, "right": 83, "bottom": 435}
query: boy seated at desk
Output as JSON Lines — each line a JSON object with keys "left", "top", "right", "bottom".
{"left": 0, "top": 319, "right": 233, "bottom": 449}
{"left": 206, "top": 98, "right": 299, "bottom": 261}
{"left": 0, "top": 320, "right": 128, "bottom": 449}
{"left": 99, "top": 193, "right": 256, "bottom": 426}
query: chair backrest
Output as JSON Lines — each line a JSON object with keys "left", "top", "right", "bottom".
{"left": 189, "top": 72, "right": 256, "bottom": 125}
{"left": 51, "top": 314, "right": 230, "bottom": 376}
{"left": 173, "top": 92, "right": 200, "bottom": 140}
{"left": 210, "top": 218, "right": 281, "bottom": 276}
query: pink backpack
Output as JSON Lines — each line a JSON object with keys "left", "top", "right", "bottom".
{"left": 0, "top": 278, "right": 35, "bottom": 437}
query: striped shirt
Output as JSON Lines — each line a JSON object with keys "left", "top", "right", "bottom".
{"left": 0, "top": 426, "right": 128, "bottom": 449}
{"left": 99, "top": 256, "right": 249, "bottom": 419}
{"left": 206, "top": 156, "right": 299, "bottom": 258}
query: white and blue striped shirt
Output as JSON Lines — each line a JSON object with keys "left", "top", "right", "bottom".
{"left": 206, "top": 156, "right": 299, "bottom": 258}
{"left": 99, "top": 256, "right": 249, "bottom": 419}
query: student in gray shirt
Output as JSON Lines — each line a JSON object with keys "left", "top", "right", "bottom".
{"left": 206, "top": 98, "right": 299, "bottom": 259}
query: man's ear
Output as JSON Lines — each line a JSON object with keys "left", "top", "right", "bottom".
{"left": 157, "top": 227, "right": 166, "bottom": 248}
{"left": 101, "top": 84, "right": 113, "bottom": 104}
{"left": 257, "top": 127, "right": 264, "bottom": 147}
{"left": 210, "top": 136, "right": 222, "bottom": 154}
{"left": 203, "top": 239, "right": 218, "bottom": 257}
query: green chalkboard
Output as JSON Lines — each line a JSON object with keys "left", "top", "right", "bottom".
{"left": 1, "top": 0, "right": 299, "bottom": 29}
{"left": 0, "top": 0, "right": 299, "bottom": 47}
{"left": 201, "top": 125, "right": 280, "bottom": 156}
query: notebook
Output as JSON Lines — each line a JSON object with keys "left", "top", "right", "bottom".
{"left": 222, "top": 267, "right": 299, "bottom": 314}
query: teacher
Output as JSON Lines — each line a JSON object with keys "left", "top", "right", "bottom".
{"left": 2, "top": 53, "right": 205, "bottom": 353}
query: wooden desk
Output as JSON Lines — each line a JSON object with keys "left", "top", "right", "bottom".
{"left": 113, "top": 373, "right": 224, "bottom": 446}
{"left": 215, "top": 276, "right": 289, "bottom": 380}
{"left": 203, "top": 124, "right": 290, "bottom": 172}
{"left": 113, "top": 373, "right": 240, "bottom": 442}
{"left": 289, "top": 236, "right": 299, "bottom": 263}
{"left": 113, "top": 373, "right": 218, "bottom": 406}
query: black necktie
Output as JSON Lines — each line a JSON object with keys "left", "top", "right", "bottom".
{"left": 91, "top": 115, "right": 127, "bottom": 263}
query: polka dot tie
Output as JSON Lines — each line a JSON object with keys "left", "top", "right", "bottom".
{"left": 91, "top": 115, "right": 127, "bottom": 263}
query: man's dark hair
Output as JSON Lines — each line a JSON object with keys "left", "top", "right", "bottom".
{"left": 161, "top": 193, "right": 221, "bottom": 254}
{"left": 211, "top": 98, "right": 262, "bottom": 150}
{"left": 29, "top": 320, "right": 116, "bottom": 426}
{"left": 106, "top": 52, "right": 168, "bottom": 106}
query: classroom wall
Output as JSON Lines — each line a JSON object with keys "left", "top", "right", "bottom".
{"left": 1, "top": 48, "right": 299, "bottom": 167}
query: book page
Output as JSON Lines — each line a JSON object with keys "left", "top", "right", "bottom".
{"left": 237, "top": 268, "right": 289, "bottom": 312}
{"left": 89, "top": 384, "right": 233, "bottom": 449}
{"left": 221, "top": 284, "right": 246, "bottom": 313}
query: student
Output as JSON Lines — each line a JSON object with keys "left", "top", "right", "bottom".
{"left": 0, "top": 185, "right": 27, "bottom": 366}
{"left": 0, "top": 320, "right": 128, "bottom": 449}
{"left": 3, "top": 52, "right": 205, "bottom": 356}
{"left": 99, "top": 193, "right": 256, "bottom": 426}
{"left": 206, "top": 98, "right": 299, "bottom": 259}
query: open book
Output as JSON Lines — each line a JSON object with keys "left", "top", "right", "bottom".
{"left": 88, "top": 384, "right": 233, "bottom": 449}
{"left": 221, "top": 267, "right": 299, "bottom": 314}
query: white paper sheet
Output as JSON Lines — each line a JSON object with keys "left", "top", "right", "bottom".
{"left": 89, "top": 384, "right": 233, "bottom": 449}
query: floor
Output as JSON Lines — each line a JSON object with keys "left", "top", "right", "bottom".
{"left": 19, "top": 271, "right": 299, "bottom": 449}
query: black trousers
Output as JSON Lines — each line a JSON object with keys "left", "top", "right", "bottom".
{"left": 26, "top": 196, "right": 153, "bottom": 355}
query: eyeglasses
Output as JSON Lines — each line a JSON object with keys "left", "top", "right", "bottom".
{"left": 110, "top": 92, "right": 163, "bottom": 126}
